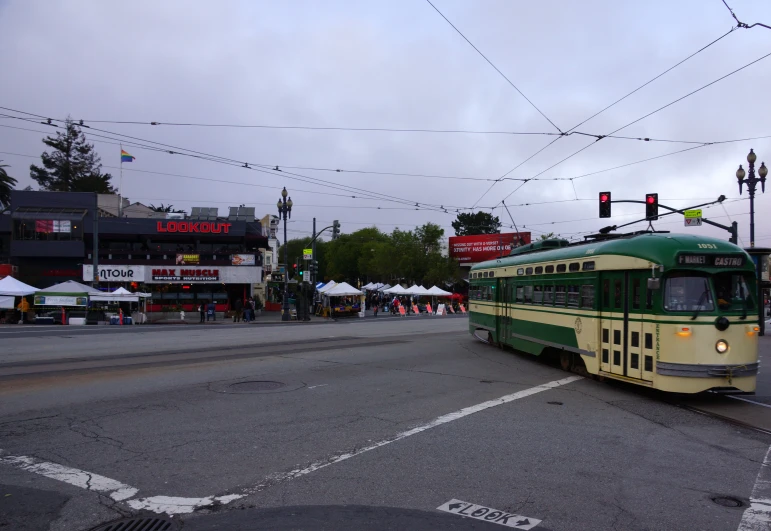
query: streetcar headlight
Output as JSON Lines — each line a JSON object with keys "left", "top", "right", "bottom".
{"left": 715, "top": 340, "right": 729, "bottom": 354}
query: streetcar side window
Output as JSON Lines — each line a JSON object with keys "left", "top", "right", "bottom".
{"left": 567, "top": 285, "right": 580, "bottom": 307}
{"left": 580, "top": 285, "right": 595, "bottom": 308}
{"left": 556, "top": 264, "right": 567, "bottom": 273}
{"left": 525, "top": 267, "right": 533, "bottom": 275}
{"left": 632, "top": 278, "right": 641, "bottom": 310}
{"left": 535, "top": 266, "right": 543, "bottom": 274}
{"left": 533, "top": 285, "right": 543, "bottom": 304}
{"left": 602, "top": 280, "right": 610, "bottom": 307}
{"left": 569, "top": 263, "right": 580, "bottom": 272}
{"left": 545, "top": 265, "right": 554, "bottom": 273}
{"left": 544, "top": 285, "right": 554, "bottom": 305}
{"left": 664, "top": 276, "right": 714, "bottom": 312}
{"left": 516, "top": 286, "right": 524, "bottom": 302}
{"left": 517, "top": 268, "right": 524, "bottom": 276}
{"left": 524, "top": 285, "right": 533, "bottom": 303}
{"left": 487, "top": 286, "right": 493, "bottom": 301}
{"left": 614, "top": 280, "right": 622, "bottom": 309}
{"left": 555, "top": 285, "right": 566, "bottom": 306}
{"left": 582, "top": 261, "right": 596, "bottom": 271}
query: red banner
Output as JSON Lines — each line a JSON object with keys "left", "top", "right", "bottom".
{"left": 449, "top": 233, "right": 531, "bottom": 264}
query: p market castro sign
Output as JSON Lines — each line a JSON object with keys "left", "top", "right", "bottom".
{"left": 676, "top": 253, "right": 746, "bottom": 268}
{"left": 151, "top": 268, "right": 220, "bottom": 281}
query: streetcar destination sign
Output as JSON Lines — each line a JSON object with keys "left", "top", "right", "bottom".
{"left": 677, "top": 253, "right": 745, "bottom": 267}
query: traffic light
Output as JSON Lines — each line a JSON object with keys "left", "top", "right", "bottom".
{"left": 599, "top": 191, "right": 611, "bottom": 218}
{"left": 645, "top": 193, "right": 658, "bottom": 220}
{"left": 332, "top": 220, "right": 340, "bottom": 240}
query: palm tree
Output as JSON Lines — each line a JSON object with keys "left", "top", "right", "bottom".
{"left": 0, "top": 161, "right": 18, "bottom": 208}
{"left": 149, "top": 203, "right": 184, "bottom": 213}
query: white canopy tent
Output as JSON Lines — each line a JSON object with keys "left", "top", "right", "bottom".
{"left": 427, "top": 285, "right": 453, "bottom": 296}
{"left": 324, "top": 282, "right": 363, "bottom": 297}
{"left": 40, "top": 280, "right": 102, "bottom": 295}
{"left": 384, "top": 285, "right": 407, "bottom": 295}
{"left": 361, "top": 282, "right": 374, "bottom": 290}
{"left": 318, "top": 280, "right": 338, "bottom": 294}
{"left": 0, "top": 276, "right": 39, "bottom": 296}
{"left": 406, "top": 285, "right": 430, "bottom": 296}
{"left": 0, "top": 296, "right": 14, "bottom": 309}
{"left": 377, "top": 284, "right": 392, "bottom": 292}
{"left": 90, "top": 287, "right": 151, "bottom": 303}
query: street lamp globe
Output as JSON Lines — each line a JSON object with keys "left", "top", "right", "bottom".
{"left": 281, "top": 187, "right": 288, "bottom": 199}
{"left": 287, "top": 197, "right": 293, "bottom": 210}
{"left": 277, "top": 199, "right": 283, "bottom": 213}
{"left": 747, "top": 149, "right": 757, "bottom": 164}
{"left": 759, "top": 162, "right": 768, "bottom": 179}
{"left": 736, "top": 165, "right": 746, "bottom": 181}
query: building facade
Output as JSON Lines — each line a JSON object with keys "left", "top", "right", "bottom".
{"left": 0, "top": 191, "right": 268, "bottom": 312}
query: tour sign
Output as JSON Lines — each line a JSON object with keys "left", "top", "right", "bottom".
{"left": 684, "top": 209, "right": 702, "bottom": 227}
{"left": 303, "top": 248, "right": 313, "bottom": 259}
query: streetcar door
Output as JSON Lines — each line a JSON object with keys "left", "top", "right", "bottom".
{"left": 626, "top": 275, "right": 644, "bottom": 380}
{"left": 600, "top": 272, "right": 627, "bottom": 376}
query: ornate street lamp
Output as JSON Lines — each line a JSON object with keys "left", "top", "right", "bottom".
{"left": 277, "top": 187, "right": 293, "bottom": 321}
{"left": 736, "top": 149, "right": 769, "bottom": 335}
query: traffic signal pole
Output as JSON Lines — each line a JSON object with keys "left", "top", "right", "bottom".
{"left": 599, "top": 196, "right": 737, "bottom": 243}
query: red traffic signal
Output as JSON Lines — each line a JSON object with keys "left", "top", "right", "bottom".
{"left": 599, "top": 191, "right": 611, "bottom": 218}
{"left": 645, "top": 193, "right": 658, "bottom": 220}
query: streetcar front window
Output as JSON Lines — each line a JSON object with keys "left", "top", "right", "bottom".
{"left": 713, "top": 272, "right": 754, "bottom": 312}
{"left": 664, "top": 276, "right": 714, "bottom": 312}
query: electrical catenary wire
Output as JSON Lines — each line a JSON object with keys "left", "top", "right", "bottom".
{"left": 423, "top": 0, "right": 562, "bottom": 133}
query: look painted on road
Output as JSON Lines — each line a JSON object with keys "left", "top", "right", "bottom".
{"left": 437, "top": 499, "right": 541, "bottom": 529}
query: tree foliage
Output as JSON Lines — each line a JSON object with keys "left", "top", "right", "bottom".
{"left": 451, "top": 211, "right": 501, "bottom": 236}
{"left": 30, "top": 118, "right": 115, "bottom": 193}
{"left": 149, "top": 203, "right": 184, "bottom": 213}
{"left": 0, "top": 161, "right": 18, "bottom": 207}
{"left": 279, "top": 222, "right": 460, "bottom": 287}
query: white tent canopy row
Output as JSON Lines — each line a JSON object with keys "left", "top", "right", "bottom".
{"left": 383, "top": 284, "right": 453, "bottom": 296}
{"left": 91, "top": 287, "right": 152, "bottom": 303}
{"left": 39, "top": 280, "right": 102, "bottom": 295}
{"left": 427, "top": 285, "right": 453, "bottom": 296}
{"left": 318, "top": 280, "right": 337, "bottom": 294}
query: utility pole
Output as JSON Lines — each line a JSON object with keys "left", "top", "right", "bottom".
{"left": 92, "top": 194, "right": 99, "bottom": 287}
{"left": 312, "top": 218, "right": 317, "bottom": 285}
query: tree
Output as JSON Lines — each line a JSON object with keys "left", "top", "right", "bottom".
{"left": 538, "top": 232, "right": 560, "bottom": 240}
{"left": 149, "top": 203, "right": 184, "bottom": 213}
{"left": 451, "top": 211, "right": 501, "bottom": 236}
{"left": 0, "top": 161, "right": 18, "bottom": 208}
{"left": 415, "top": 222, "right": 444, "bottom": 254}
{"left": 30, "top": 117, "right": 115, "bottom": 193}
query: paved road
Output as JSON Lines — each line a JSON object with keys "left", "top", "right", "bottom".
{"left": 1, "top": 318, "right": 769, "bottom": 531}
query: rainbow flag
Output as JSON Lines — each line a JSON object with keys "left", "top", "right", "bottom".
{"left": 121, "top": 149, "right": 135, "bottom": 163}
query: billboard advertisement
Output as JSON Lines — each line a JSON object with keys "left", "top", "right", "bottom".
{"left": 449, "top": 232, "right": 531, "bottom": 265}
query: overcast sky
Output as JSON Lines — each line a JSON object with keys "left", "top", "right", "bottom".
{"left": 1, "top": 0, "right": 770, "bottom": 246}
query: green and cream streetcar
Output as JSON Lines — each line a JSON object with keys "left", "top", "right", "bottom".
{"left": 468, "top": 232, "right": 760, "bottom": 393}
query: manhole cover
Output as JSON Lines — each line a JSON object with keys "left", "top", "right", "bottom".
{"left": 229, "top": 380, "right": 285, "bottom": 392}
{"left": 89, "top": 516, "right": 177, "bottom": 531}
{"left": 711, "top": 496, "right": 743, "bottom": 508}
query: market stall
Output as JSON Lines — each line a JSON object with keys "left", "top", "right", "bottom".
{"left": 0, "top": 276, "right": 39, "bottom": 324}
{"left": 323, "top": 282, "right": 364, "bottom": 317}
{"left": 34, "top": 280, "right": 102, "bottom": 324}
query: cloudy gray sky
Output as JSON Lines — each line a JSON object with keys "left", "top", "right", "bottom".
{"left": 2, "top": 0, "right": 770, "bottom": 246}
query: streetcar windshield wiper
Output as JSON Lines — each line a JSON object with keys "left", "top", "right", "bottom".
{"left": 691, "top": 289, "right": 711, "bottom": 321}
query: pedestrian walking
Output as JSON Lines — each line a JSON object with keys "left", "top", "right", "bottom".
{"left": 373, "top": 301, "right": 378, "bottom": 318}
{"left": 199, "top": 301, "right": 206, "bottom": 323}
{"left": 234, "top": 299, "right": 243, "bottom": 322}
{"left": 249, "top": 297, "right": 256, "bottom": 321}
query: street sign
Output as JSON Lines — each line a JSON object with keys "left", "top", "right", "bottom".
{"left": 303, "top": 248, "right": 313, "bottom": 259}
{"left": 684, "top": 209, "right": 703, "bottom": 227}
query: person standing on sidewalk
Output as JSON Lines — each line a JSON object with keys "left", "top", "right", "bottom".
{"left": 234, "top": 299, "right": 243, "bottom": 322}
{"left": 199, "top": 301, "right": 206, "bottom": 323}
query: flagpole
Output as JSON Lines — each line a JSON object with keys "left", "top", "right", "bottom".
{"left": 119, "top": 144, "right": 124, "bottom": 218}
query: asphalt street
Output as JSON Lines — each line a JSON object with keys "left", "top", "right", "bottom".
{"left": 1, "top": 317, "right": 769, "bottom": 531}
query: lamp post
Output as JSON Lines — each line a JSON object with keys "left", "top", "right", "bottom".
{"left": 277, "top": 187, "right": 293, "bottom": 321}
{"left": 736, "top": 149, "right": 768, "bottom": 335}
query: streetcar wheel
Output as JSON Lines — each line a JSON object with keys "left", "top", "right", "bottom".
{"left": 559, "top": 350, "right": 575, "bottom": 372}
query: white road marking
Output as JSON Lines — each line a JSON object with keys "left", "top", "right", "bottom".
{"left": 727, "top": 394, "right": 771, "bottom": 409}
{"left": 308, "top": 384, "right": 328, "bottom": 389}
{"left": 437, "top": 499, "right": 541, "bottom": 529}
{"left": 0, "top": 454, "right": 138, "bottom": 501}
{"left": 0, "top": 375, "right": 582, "bottom": 516}
{"left": 243, "top": 375, "right": 582, "bottom": 495}
{"left": 738, "top": 444, "right": 771, "bottom": 531}
{"left": 127, "top": 494, "right": 243, "bottom": 515}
